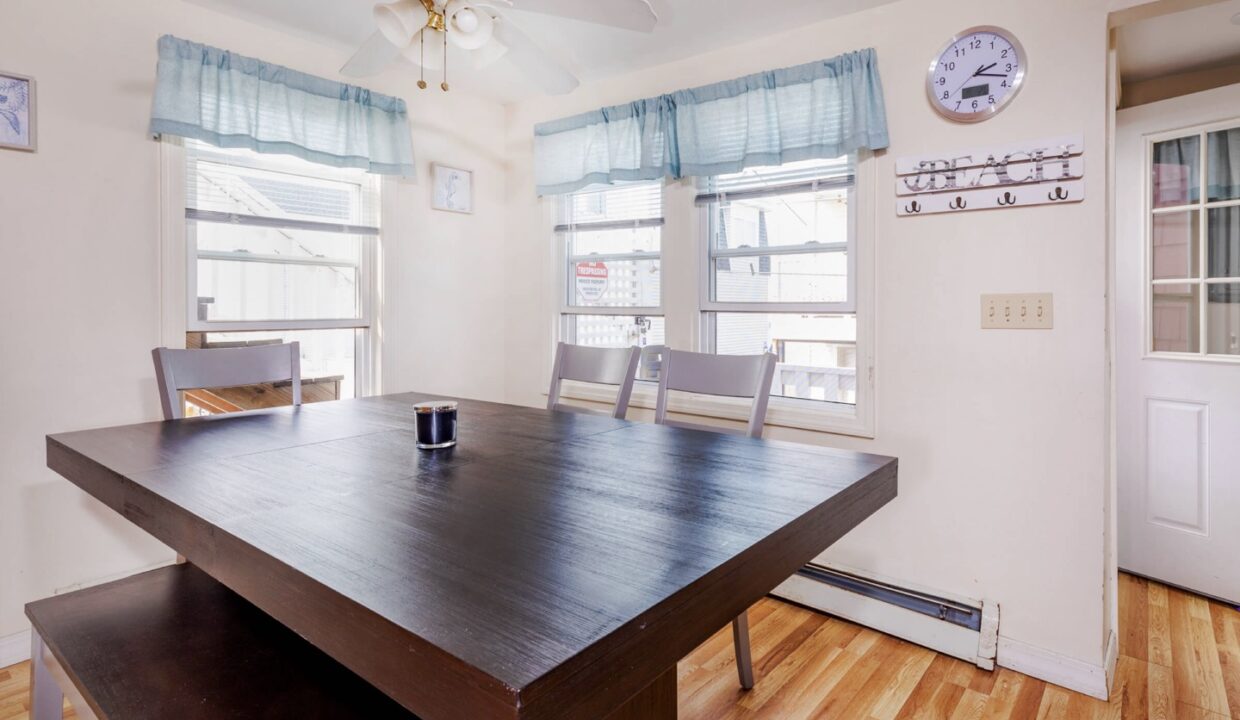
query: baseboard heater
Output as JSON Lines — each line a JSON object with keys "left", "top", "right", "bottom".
{"left": 772, "top": 563, "right": 999, "bottom": 670}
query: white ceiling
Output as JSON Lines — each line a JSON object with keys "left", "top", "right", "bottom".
{"left": 184, "top": 0, "right": 900, "bottom": 103}
{"left": 1117, "top": 0, "right": 1240, "bottom": 82}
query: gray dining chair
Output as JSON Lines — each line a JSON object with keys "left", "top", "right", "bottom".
{"left": 546, "top": 342, "right": 642, "bottom": 420}
{"left": 152, "top": 343, "right": 302, "bottom": 421}
{"left": 653, "top": 348, "right": 778, "bottom": 690}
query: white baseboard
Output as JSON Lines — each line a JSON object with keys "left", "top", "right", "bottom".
{"left": 996, "top": 635, "right": 1110, "bottom": 700}
{"left": 0, "top": 628, "right": 31, "bottom": 668}
{"left": 772, "top": 572, "right": 998, "bottom": 669}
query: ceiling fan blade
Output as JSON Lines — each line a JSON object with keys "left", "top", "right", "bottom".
{"left": 493, "top": 15, "right": 580, "bottom": 95}
{"left": 340, "top": 30, "right": 403, "bottom": 78}
{"left": 509, "top": 0, "right": 656, "bottom": 32}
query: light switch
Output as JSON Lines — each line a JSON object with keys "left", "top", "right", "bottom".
{"left": 981, "top": 293, "right": 1053, "bottom": 329}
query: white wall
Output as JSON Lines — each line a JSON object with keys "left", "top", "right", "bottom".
{"left": 504, "top": 0, "right": 1113, "bottom": 683}
{"left": 0, "top": 0, "right": 508, "bottom": 648}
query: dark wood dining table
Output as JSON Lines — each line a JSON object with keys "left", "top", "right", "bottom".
{"left": 46, "top": 392, "right": 897, "bottom": 719}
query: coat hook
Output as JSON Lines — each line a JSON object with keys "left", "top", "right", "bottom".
{"left": 949, "top": 196, "right": 967, "bottom": 210}
{"left": 904, "top": 200, "right": 922, "bottom": 214}
{"left": 1048, "top": 186, "right": 1069, "bottom": 201}
{"left": 997, "top": 191, "right": 1017, "bottom": 207}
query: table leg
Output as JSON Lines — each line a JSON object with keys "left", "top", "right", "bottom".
{"left": 603, "top": 665, "right": 676, "bottom": 720}
{"left": 30, "top": 630, "right": 64, "bottom": 720}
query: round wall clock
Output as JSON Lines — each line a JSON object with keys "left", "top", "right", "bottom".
{"left": 927, "top": 26, "right": 1026, "bottom": 123}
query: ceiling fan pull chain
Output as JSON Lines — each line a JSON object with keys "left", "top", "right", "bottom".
{"left": 417, "top": 29, "right": 428, "bottom": 90}
{"left": 441, "top": 20, "right": 450, "bottom": 91}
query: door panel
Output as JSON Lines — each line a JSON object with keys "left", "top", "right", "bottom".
{"left": 1116, "top": 83, "right": 1240, "bottom": 605}
{"left": 1145, "top": 398, "right": 1207, "bottom": 534}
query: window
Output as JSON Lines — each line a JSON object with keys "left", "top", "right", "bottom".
{"left": 557, "top": 181, "right": 665, "bottom": 374}
{"left": 179, "top": 139, "right": 380, "bottom": 407}
{"left": 700, "top": 158, "right": 858, "bottom": 406}
{"left": 1149, "top": 124, "right": 1240, "bottom": 358}
{"left": 550, "top": 157, "right": 872, "bottom": 435}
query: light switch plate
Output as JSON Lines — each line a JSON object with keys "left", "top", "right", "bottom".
{"left": 981, "top": 293, "right": 1053, "bottom": 329}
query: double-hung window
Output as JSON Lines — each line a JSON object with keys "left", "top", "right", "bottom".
{"left": 699, "top": 158, "right": 860, "bottom": 407}
{"left": 179, "top": 139, "right": 379, "bottom": 406}
{"left": 551, "top": 157, "right": 872, "bottom": 435}
{"left": 557, "top": 181, "right": 665, "bottom": 378}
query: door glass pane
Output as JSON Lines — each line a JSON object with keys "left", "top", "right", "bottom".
{"left": 714, "top": 252, "right": 848, "bottom": 304}
{"left": 714, "top": 313, "right": 857, "bottom": 404}
{"left": 1152, "top": 135, "right": 1200, "bottom": 208}
{"left": 1206, "top": 127, "right": 1240, "bottom": 202}
{"left": 1207, "top": 206, "right": 1240, "bottom": 279}
{"left": 1151, "top": 283, "right": 1200, "bottom": 353}
{"left": 1207, "top": 283, "right": 1240, "bottom": 355}
{"left": 1151, "top": 211, "right": 1199, "bottom": 280}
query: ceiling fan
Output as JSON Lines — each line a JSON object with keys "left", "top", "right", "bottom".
{"left": 341, "top": 0, "right": 658, "bottom": 95}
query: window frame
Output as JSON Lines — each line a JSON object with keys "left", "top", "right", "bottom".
{"left": 159, "top": 137, "right": 382, "bottom": 397}
{"left": 1145, "top": 119, "right": 1240, "bottom": 363}
{"left": 555, "top": 181, "right": 666, "bottom": 320}
{"left": 697, "top": 156, "right": 872, "bottom": 436}
{"left": 555, "top": 180, "right": 667, "bottom": 358}
{"left": 698, "top": 167, "right": 857, "bottom": 316}
{"left": 549, "top": 155, "right": 877, "bottom": 438}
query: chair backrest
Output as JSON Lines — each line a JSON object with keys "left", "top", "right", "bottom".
{"left": 654, "top": 349, "right": 777, "bottom": 438}
{"left": 547, "top": 343, "right": 642, "bottom": 420}
{"left": 152, "top": 343, "right": 301, "bottom": 420}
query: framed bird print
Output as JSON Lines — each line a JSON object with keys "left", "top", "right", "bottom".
{"left": 432, "top": 163, "right": 473, "bottom": 214}
{"left": 0, "top": 71, "right": 36, "bottom": 152}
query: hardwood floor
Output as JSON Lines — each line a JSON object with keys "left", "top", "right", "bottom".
{"left": 1, "top": 574, "right": 1235, "bottom": 719}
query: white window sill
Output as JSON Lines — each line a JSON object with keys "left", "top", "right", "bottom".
{"left": 556, "top": 380, "right": 874, "bottom": 439}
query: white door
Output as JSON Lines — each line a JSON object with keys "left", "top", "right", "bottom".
{"left": 1116, "top": 83, "right": 1240, "bottom": 605}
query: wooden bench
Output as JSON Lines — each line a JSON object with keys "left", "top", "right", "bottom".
{"left": 25, "top": 563, "right": 416, "bottom": 719}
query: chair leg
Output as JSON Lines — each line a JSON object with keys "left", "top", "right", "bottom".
{"left": 732, "top": 611, "right": 755, "bottom": 690}
{"left": 30, "top": 630, "right": 64, "bottom": 720}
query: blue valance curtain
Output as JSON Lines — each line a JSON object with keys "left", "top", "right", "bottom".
{"left": 533, "top": 49, "right": 888, "bottom": 195}
{"left": 150, "top": 35, "right": 415, "bottom": 177}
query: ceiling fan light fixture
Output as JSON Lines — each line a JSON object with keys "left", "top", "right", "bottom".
{"left": 374, "top": 0, "right": 430, "bottom": 48}
{"left": 445, "top": 1, "right": 495, "bottom": 50}
{"left": 455, "top": 7, "right": 479, "bottom": 33}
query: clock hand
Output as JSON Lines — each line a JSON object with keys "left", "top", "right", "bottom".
{"left": 975, "top": 72, "right": 1007, "bottom": 78}
{"left": 976, "top": 62, "right": 998, "bottom": 75}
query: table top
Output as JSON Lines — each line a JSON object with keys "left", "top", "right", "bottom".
{"left": 47, "top": 393, "right": 897, "bottom": 720}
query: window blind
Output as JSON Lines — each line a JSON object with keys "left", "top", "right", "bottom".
{"left": 695, "top": 157, "right": 855, "bottom": 206}
{"left": 534, "top": 49, "right": 887, "bottom": 196}
{"left": 152, "top": 36, "right": 415, "bottom": 177}
{"left": 555, "top": 181, "right": 664, "bottom": 233}
{"left": 186, "top": 140, "right": 380, "bottom": 234}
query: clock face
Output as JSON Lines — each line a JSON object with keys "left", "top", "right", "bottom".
{"left": 927, "top": 26, "right": 1026, "bottom": 122}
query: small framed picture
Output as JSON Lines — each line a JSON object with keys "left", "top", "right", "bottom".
{"left": 432, "top": 164, "right": 473, "bottom": 214}
{"left": 0, "top": 71, "right": 36, "bottom": 153}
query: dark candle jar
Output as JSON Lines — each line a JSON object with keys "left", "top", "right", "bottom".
{"left": 413, "top": 401, "right": 458, "bottom": 450}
